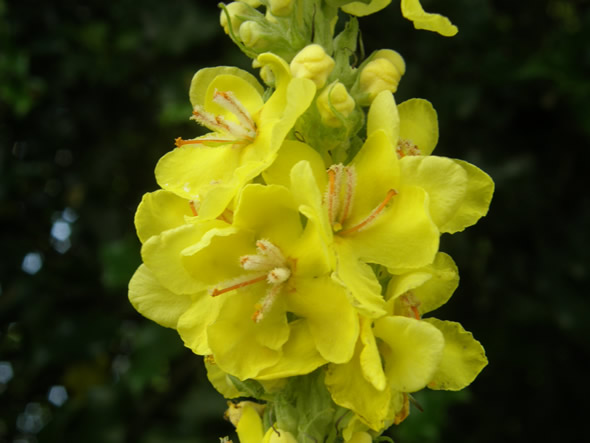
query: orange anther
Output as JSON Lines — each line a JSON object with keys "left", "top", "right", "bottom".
{"left": 189, "top": 200, "right": 199, "bottom": 216}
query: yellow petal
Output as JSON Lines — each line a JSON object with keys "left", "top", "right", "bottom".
{"left": 286, "top": 276, "right": 359, "bottom": 364}
{"left": 233, "top": 184, "right": 302, "bottom": 253}
{"left": 342, "top": 0, "right": 392, "bottom": 17}
{"left": 439, "top": 160, "right": 494, "bottom": 234}
{"left": 177, "top": 293, "right": 224, "bottom": 355}
{"left": 128, "top": 264, "right": 192, "bottom": 329}
{"left": 359, "top": 316, "right": 387, "bottom": 391}
{"left": 325, "top": 336, "right": 391, "bottom": 431}
{"left": 375, "top": 316, "right": 444, "bottom": 392}
{"left": 263, "top": 140, "right": 326, "bottom": 190}
{"left": 255, "top": 319, "right": 327, "bottom": 380}
{"left": 155, "top": 143, "right": 241, "bottom": 201}
{"left": 236, "top": 404, "right": 265, "bottom": 443}
{"left": 333, "top": 241, "right": 387, "bottom": 318}
{"left": 386, "top": 252, "right": 458, "bottom": 315}
{"left": 366, "top": 90, "right": 399, "bottom": 147}
{"left": 189, "top": 67, "right": 264, "bottom": 109}
{"left": 400, "top": 156, "right": 468, "bottom": 228}
{"left": 347, "top": 185, "right": 439, "bottom": 273}
{"left": 208, "top": 290, "right": 284, "bottom": 380}
{"left": 181, "top": 226, "right": 255, "bottom": 288}
{"left": 134, "top": 190, "right": 194, "bottom": 244}
{"left": 205, "top": 358, "right": 242, "bottom": 399}
{"left": 398, "top": 98, "right": 438, "bottom": 155}
{"left": 401, "top": 0, "right": 458, "bottom": 37}
{"left": 424, "top": 318, "right": 488, "bottom": 391}
{"left": 349, "top": 129, "right": 400, "bottom": 222}
{"left": 204, "top": 74, "right": 264, "bottom": 122}
{"left": 141, "top": 220, "right": 227, "bottom": 294}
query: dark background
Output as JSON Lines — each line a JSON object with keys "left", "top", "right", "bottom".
{"left": 1, "top": 0, "right": 589, "bottom": 442}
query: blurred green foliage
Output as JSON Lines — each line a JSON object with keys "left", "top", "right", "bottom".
{"left": 1, "top": 1, "right": 589, "bottom": 442}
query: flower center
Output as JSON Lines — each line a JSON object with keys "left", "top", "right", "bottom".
{"left": 210, "top": 239, "right": 291, "bottom": 323}
{"left": 175, "top": 89, "right": 257, "bottom": 148}
{"left": 396, "top": 291, "right": 421, "bottom": 320}
{"left": 396, "top": 139, "right": 421, "bottom": 158}
{"left": 323, "top": 164, "right": 397, "bottom": 236}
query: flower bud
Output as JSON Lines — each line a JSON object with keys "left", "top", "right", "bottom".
{"left": 316, "top": 82, "right": 356, "bottom": 127}
{"left": 359, "top": 50, "right": 405, "bottom": 100}
{"left": 290, "top": 44, "right": 335, "bottom": 88}
{"left": 240, "top": 0, "right": 262, "bottom": 6}
{"left": 239, "top": 21, "right": 270, "bottom": 51}
{"left": 220, "top": 2, "right": 252, "bottom": 36}
{"left": 269, "top": 0, "right": 294, "bottom": 17}
{"left": 347, "top": 432, "right": 373, "bottom": 443}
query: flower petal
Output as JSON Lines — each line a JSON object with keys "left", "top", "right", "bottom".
{"left": 134, "top": 190, "right": 194, "bottom": 244}
{"left": 236, "top": 404, "right": 265, "bottom": 443}
{"left": 176, "top": 292, "right": 224, "bottom": 355}
{"left": 375, "top": 316, "right": 444, "bottom": 392}
{"left": 263, "top": 140, "right": 326, "bottom": 190}
{"left": 398, "top": 98, "right": 438, "bottom": 155}
{"left": 128, "top": 264, "right": 192, "bottom": 329}
{"left": 439, "top": 160, "right": 494, "bottom": 234}
{"left": 333, "top": 240, "right": 387, "bottom": 318}
{"left": 347, "top": 185, "right": 439, "bottom": 273}
{"left": 400, "top": 155, "right": 468, "bottom": 228}
{"left": 233, "top": 184, "right": 302, "bottom": 253}
{"left": 208, "top": 290, "right": 284, "bottom": 379}
{"left": 325, "top": 339, "right": 391, "bottom": 431}
{"left": 401, "top": 0, "right": 458, "bottom": 37}
{"left": 342, "top": 0, "right": 392, "bottom": 17}
{"left": 256, "top": 319, "right": 327, "bottom": 380}
{"left": 386, "top": 252, "right": 458, "bottom": 315}
{"left": 189, "top": 66, "right": 264, "bottom": 109}
{"left": 286, "top": 276, "right": 359, "bottom": 364}
{"left": 141, "top": 220, "right": 228, "bottom": 294}
{"left": 424, "top": 318, "right": 488, "bottom": 391}
{"left": 349, "top": 129, "right": 400, "bottom": 222}
{"left": 366, "top": 90, "right": 400, "bottom": 148}
{"left": 205, "top": 358, "right": 242, "bottom": 398}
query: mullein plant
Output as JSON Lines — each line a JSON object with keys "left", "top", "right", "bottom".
{"left": 128, "top": 0, "right": 494, "bottom": 441}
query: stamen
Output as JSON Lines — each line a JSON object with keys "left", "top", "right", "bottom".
{"left": 325, "top": 166, "right": 342, "bottom": 225}
{"left": 210, "top": 274, "right": 267, "bottom": 297}
{"left": 189, "top": 200, "right": 199, "bottom": 217}
{"left": 252, "top": 284, "right": 282, "bottom": 323}
{"left": 240, "top": 254, "right": 276, "bottom": 271}
{"left": 175, "top": 137, "right": 248, "bottom": 148}
{"left": 267, "top": 267, "right": 291, "bottom": 285}
{"left": 396, "top": 139, "right": 421, "bottom": 158}
{"left": 338, "top": 166, "right": 356, "bottom": 225}
{"left": 256, "top": 239, "right": 286, "bottom": 264}
{"left": 337, "top": 189, "right": 398, "bottom": 236}
{"left": 213, "top": 90, "right": 257, "bottom": 133}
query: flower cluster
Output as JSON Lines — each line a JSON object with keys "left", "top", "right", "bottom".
{"left": 128, "top": 1, "right": 493, "bottom": 441}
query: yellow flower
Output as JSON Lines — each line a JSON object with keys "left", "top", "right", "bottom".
{"left": 394, "top": 97, "right": 495, "bottom": 233}
{"left": 155, "top": 53, "right": 315, "bottom": 220}
{"left": 266, "top": 93, "right": 459, "bottom": 317}
{"left": 135, "top": 182, "right": 358, "bottom": 380}
{"left": 325, "top": 252, "right": 487, "bottom": 431}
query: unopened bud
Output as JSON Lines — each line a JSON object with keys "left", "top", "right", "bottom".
{"left": 316, "top": 82, "right": 356, "bottom": 127}
{"left": 220, "top": 2, "right": 251, "bottom": 36}
{"left": 239, "top": 21, "right": 269, "bottom": 50}
{"left": 269, "top": 0, "right": 294, "bottom": 16}
{"left": 240, "top": 0, "right": 262, "bottom": 6}
{"left": 290, "top": 44, "right": 335, "bottom": 89}
{"left": 347, "top": 432, "right": 373, "bottom": 443}
{"left": 359, "top": 52, "right": 405, "bottom": 101}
